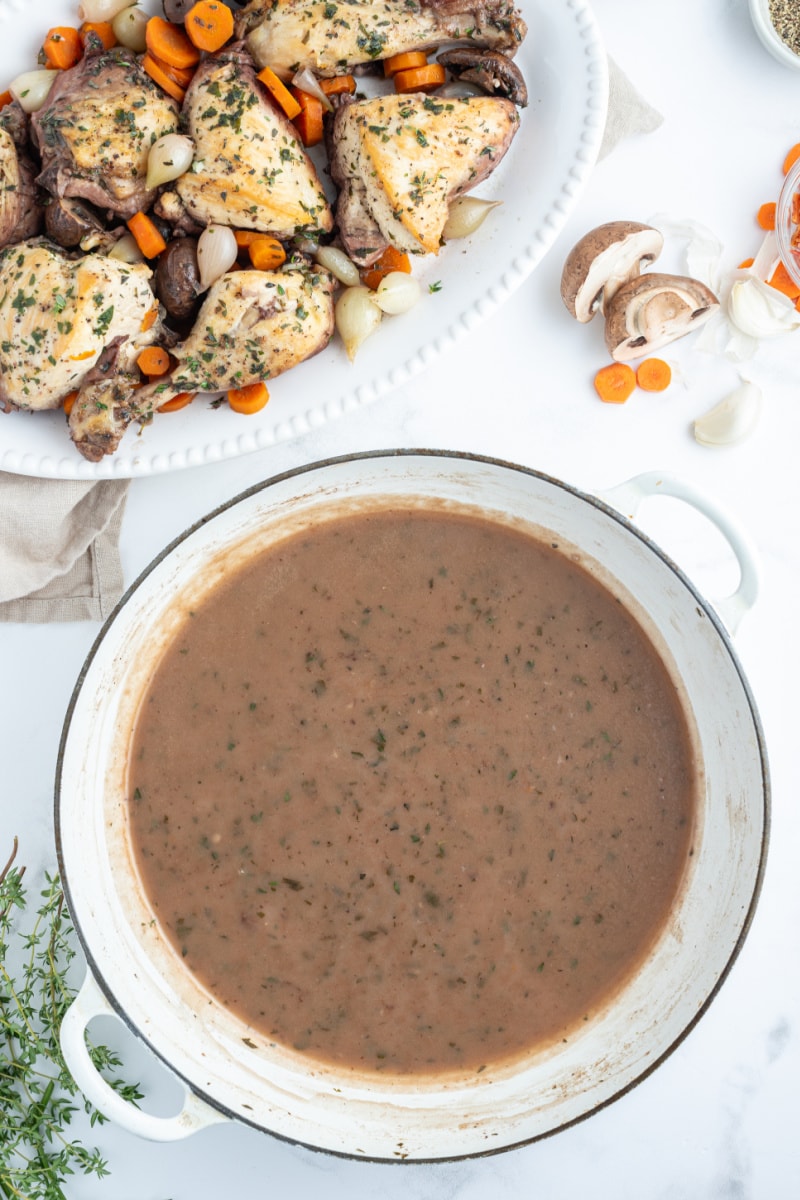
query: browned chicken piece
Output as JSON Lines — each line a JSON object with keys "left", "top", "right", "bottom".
{"left": 235, "top": 0, "right": 527, "bottom": 79}
{"left": 0, "top": 127, "right": 42, "bottom": 248}
{"left": 94, "top": 262, "right": 334, "bottom": 449}
{"left": 329, "top": 93, "right": 519, "bottom": 264}
{"left": 167, "top": 45, "right": 333, "bottom": 239}
{"left": 30, "top": 48, "right": 180, "bottom": 221}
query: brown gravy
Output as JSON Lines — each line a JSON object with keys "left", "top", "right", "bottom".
{"left": 128, "top": 506, "right": 697, "bottom": 1076}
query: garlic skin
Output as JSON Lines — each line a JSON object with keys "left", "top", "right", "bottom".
{"left": 727, "top": 276, "right": 800, "bottom": 339}
{"left": 146, "top": 134, "right": 195, "bottom": 191}
{"left": 196, "top": 225, "right": 238, "bottom": 292}
{"left": 335, "top": 286, "right": 381, "bottom": 361}
{"left": 693, "top": 381, "right": 762, "bottom": 448}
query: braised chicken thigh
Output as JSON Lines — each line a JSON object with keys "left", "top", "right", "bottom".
{"left": 135, "top": 263, "right": 335, "bottom": 408}
{"left": 168, "top": 45, "right": 333, "bottom": 239}
{"left": 31, "top": 48, "right": 180, "bottom": 221}
{"left": 235, "top": 0, "right": 527, "bottom": 79}
{"left": 330, "top": 93, "right": 519, "bottom": 263}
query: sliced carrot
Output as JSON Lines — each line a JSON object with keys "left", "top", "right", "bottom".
{"left": 145, "top": 15, "right": 200, "bottom": 71}
{"left": 737, "top": 257, "right": 754, "bottom": 269}
{"left": 142, "top": 52, "right": 188, "bottom": 104}
{"left": 127, "top": 211, "right": 167, "bottom": 258}
{"left": 393, "top": 63, "right": 446, "bottom": 94}
{"left": 257, "top": 66, "right": 302, "bottom": 119}
{"left": 783, "top": 143, "right": 800, "bottom": 175}
{"left": 383, "top": 50, "right": 428, "bottom": 78}
{"left": 228, "top": 381, "right": 270, "bottom": 414}
{"left": 319, "top": 74, "right": 357, "bottom": 97}
{"left": 158, "top": 390, "right": 195, "bottom": 413}
{"left": 0, "top": 90, "right": 13, "bottom": 110}
{"left": 136, "top": 345, "right": 171, "bottom": 376}
{"left": 62, "top": 389, "right": 79, "bottom": 416}
{"left": 140, "top": 306, "right": 159, "bottom": 333}
{"left": 757, "top": 201, "right": 777, "bottom": 231}
{"left": 184, "top": 1, "right": 234, "bottom": 53}
{"left": 593, "top": 362, "right": 636, "bottom": 404}
{"left": 42, "top": 27, "right": 84, "bottom": 71}
{"left": 791, "top": 191, "right": 800, "bottom": 226}
{"left": 234, "top": 229, "right": 262, "bottom": 248}
{"left": 361, "top": 244, "right": 412, "bottom": 290}
{"left": 767, "top": 260, "right": 800, "bottom": 300}
{"left": 291, "top": 89, "right": 324, "bottom": 146}
{"left": 635, "top": 358, "right": 672, "bottom": 393}
{"left": 80, "top": 20, "right": 117, "bottom": 51}
{"left": 247, "top": 235, "right": 287, "bottom": 271}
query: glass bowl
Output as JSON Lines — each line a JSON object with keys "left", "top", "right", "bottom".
{"left": 749, "top": 0, "right": 800, "bottom": 69}
{"left": 776, "top": 155, "right": 800, "bottom": 288}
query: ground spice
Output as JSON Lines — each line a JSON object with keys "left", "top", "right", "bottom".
{"left": 769, "top": 0, "right": 800, "bottom": 55}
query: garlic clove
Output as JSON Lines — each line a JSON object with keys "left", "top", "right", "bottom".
{"left": 442, "top": 197, "right": 501, "bottom": 241}
{"left": 314, "top": 245, "right": 361, "bottom": 287}
{"left": 196, "top": 224, "right": 238, "bottom": 292}
{"left": 146, "top": 134, "right": 194, "bottom": 191}
{"left": 693, "top": 381, "right": 762, "bottom": 447}
{"left": 374, "top": 272, "right": 422, "bottom": 315}
{"left": 10, "top": 70, "right": 56, "bottom": 114}
{"left": 727, "top": 275, "right": 800, "bottom": 338}
{"left": 335, "top": 286, "right": 382, "bottom": 360}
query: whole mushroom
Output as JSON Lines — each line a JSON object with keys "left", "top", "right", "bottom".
{"left": 603, "top": 272, "right": 720, "bottom": 362}
{"left": 560, "top": 220, "right": 664, "bottom": 323}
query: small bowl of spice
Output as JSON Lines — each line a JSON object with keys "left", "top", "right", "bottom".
{"left": 749, "top": 0, "right": 800, "bottom": 68}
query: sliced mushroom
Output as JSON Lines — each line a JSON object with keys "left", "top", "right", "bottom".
{"left": 437, "top": 49, "right": 528, "bottom": 106}
{"left": 560, "top": 220, "right": 664, "bottom": 323}
{"left": 603, "top": 272, "right": 720, "bottom": 362}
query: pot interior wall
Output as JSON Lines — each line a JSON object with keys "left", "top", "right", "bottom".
{"left": 56, "top": 453, "right": 767, "bottom": 1159}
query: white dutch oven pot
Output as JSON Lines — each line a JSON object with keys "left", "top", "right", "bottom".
{"left": 56, "top": 452, "right": 769, "bottom": 1160}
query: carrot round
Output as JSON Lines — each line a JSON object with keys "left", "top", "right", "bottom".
{"left": 136, "top": 345, "right": 171, "bottom": 376}
{"left": 80, "top": 20, "right": 117, "bottom": 52}
{"left": 757, "top": 201, "right": 776, "bottom": 231}
{"left": 0, "top": 90, "right": 12, "bottom": 110}
{"left": 635, "top": 358, "right": 672, "bottom": 393}
{"left": 291, "top": 90, "right": 324, "bottom": 146}
{"left": 158, "top": 390, "right": 195, "bottom": 413}
{"left": 228, "top": 381, "right": 270, "bottom": 414}
{"left": 383, "top": 50, "right": 427, "bottom": 78}
{"left": 145, "top": 15, "right": 200, "bottom": 71}
{"left": 142, "top": 52, "right": 188, "bottom": 103}
{"left": 43, "top": 27, "right": 83, "bottom": 71}
{"left": 185, "top": 1, "right": 234, "bottom": 53}
{"left": 767, "top": 261, "right": 800, "bottom": 300}
{"left": 361, "top": 244, "right": 411, "bottom": 290}
{"left": 783, "top": 143, "right": 800, "bottom": 175}
{"left": 593, "top": 362, "right": 636, "bottom": 404}
{"left": 257, "top": 66, "right": 302, "bottom": 119}
{"left": 393, "top": 63, "right": 447, "bottom": 94}
{"left": 247, "top": 236, "right": 287, "bottom": 271}
{"left": 126, "top": 211, "right": 167, "bottom": 258}
{"left": 62, "top": 389, "right": 79, "bottom": 416}
{"left": 319, "top": 74, "right": 357, "bottom": 97}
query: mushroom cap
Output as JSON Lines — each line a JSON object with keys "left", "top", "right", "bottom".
{"left": 560, "top": 220, "right": 664, "bottom": 323}
{"left": 603, "top": 272, "right": 720, "bottom": 362}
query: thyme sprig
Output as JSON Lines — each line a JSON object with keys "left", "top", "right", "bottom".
{"left": 0, "top": 839, "right": 142, "bottom": 1200}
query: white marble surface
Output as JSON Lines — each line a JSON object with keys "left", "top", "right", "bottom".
{"left": 2, "top": 0, "right": 800, "bottom": 1194}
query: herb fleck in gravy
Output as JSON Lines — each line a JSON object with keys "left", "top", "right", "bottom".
{"left": 128, "top": 507, "right": 697, "bottom": 1075}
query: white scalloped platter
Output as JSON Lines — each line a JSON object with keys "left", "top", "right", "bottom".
{"left": 0, "top": 0, "right": 607, "bottom": 478}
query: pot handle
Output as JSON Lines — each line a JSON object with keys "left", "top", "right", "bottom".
{"left": 599, "top": 470, "right": 759, "bottom": 635}
{"left": 60, "top": 970, "right": 229, "bottom": 1142}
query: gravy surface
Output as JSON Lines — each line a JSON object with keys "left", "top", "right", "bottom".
{"left": 128, "top": 507, "right": 697, "bottom": 1075}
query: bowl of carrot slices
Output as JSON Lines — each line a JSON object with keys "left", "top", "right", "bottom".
{"left": 775, "top": 146, "right": 800, "bottom": 289}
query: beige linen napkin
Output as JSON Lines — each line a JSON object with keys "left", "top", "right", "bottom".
{"left": 0, "top": 473, "right": 129, "bottom": 623}
{"left": 0, "top": 61, "right": 660, "bottom": 625}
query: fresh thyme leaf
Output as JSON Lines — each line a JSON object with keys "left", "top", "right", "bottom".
{"left": 0, "top": 839, "right": 143, "bottom": 1200}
